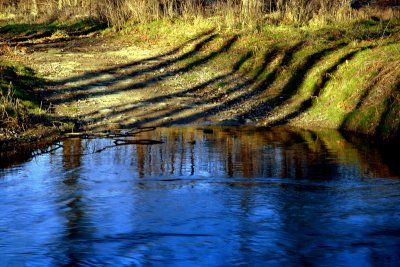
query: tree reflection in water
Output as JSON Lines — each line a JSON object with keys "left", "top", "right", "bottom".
{"left": 0, "top": 127, "right": 399, "bottom": 266}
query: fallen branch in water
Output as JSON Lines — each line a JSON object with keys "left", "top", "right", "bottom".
{"left": 94, "top": 139, "right": 163, "bottom": 154}
{"left": 64, "top": 127, "right": 157, "bottom": 139}
{"left": 27, "top": 128, "right": 164, "bottom": 156}
{"left": 32, "top": 142, "right": 63, "bottom": 157}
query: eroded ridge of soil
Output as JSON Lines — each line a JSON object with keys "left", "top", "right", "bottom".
{"left": 14, "top": 31, "right": 264, "bottom": 132}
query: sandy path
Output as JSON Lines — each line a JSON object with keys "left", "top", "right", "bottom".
{"left": 18, "top": 33, "right": 254, "bottom": 132}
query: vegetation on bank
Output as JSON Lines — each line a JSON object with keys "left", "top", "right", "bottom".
{"left": 1, "top": 0, "right": 399, "bottom": 28}
{"left": 0, "top": 61, "right": 43, "bottom": 134}
{"left": 0, "top": 1, "right": 399, "bottom": 142}
{"left": 115, "top": 16, "right": 399, "bottom": 141}
{"left": 0, "top": 60, "right": 73, "bottom": 142}
{"left": 0, "top": 19, "right": 106, "bottom": 142}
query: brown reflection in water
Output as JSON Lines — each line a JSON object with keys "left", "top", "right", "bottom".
{"left": 239, "top": 135, "right": 254, "bottom": 178}
{"left": 61, "top": 138, "right": 83, "bottom": 230}
{"left": 363, "top": 148, "right": 398, "bottom": 178}
{"left": 137, "top": 144, "right": 145, "bottom": 178}
{"left": 226, "top": 136, "right": 234, "bottom": 178}
{"left": 63, "top": 138, "right": 82, "bottom": 169}
{"left": 169, "top": 131, "right": 177, "bottom": 175}
{"left": 0, "top": 138, "right": 59, "bottom": 169}
{"left": 189, "top": 131, "right": 196, "bottom": 176}
{"left": 343, "top": 134, "right": 400, "bottom": 179}
{"left": 60, "top": 137, "right": 91, "bottom": 265}
{"left": 308, "top": 130, "right": 400, "bottom": 179}
{"left": 62, "top": 138, "right": 83, "bottom": 185}
{"left": 128, "top": 127, "right": 399, "bottom": 179}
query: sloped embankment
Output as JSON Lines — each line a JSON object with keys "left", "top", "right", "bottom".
{"left": 106, "top": 19, "right": 399, "bottom": 142}
{"left": 260, "top": 41, "right": 400, "bottom": 141}
{"left": 2, "top": 18, "right": 399, "bottom": 143}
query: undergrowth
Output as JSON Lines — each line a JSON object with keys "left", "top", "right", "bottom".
{"left": 0, "top": 61, "right": 46, "bottom": 134}
{"left": 0, "top": 3, "right": 399, "bottom": 141}
{"left": 1, "top": 0, "right": 399, "bottom": 30}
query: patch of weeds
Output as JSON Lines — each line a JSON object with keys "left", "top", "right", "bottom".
{"left": 348, "top": 18, "right": 400, "bottom": 41}
{"left": 124, "top": 19, "right": 210, "bottom": 48}
{"left": 1, "top": 61, "right": 48, "bottom": 134}
{"left": 212, "top": 53, "right": 236, "bottom": 69}
{"left": 376, "top": 92, "right": 400, "bottom": 139}
{"left": 65, "top": 104, "right": 78, "bottom": 113}
{"left": 0, "top": 61, "right": 44, "bottom": 108}
{"left": 0, "top": 83, "right": 29, "bottom": 130}
{"left": 249, "top": 65, "right": 265, "bottom": 80}
{"left": 217, "top": 81, "right": 228, "bottom": 88}
{"left": 176, "top": 54, "right": 203, "bottom": 69}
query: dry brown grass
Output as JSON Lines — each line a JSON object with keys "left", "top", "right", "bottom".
{"left": 0, "top": 83, "right": 28, "bottom": 130}
{"left": 1, "top": 0, "right": 399, "bottom": 28}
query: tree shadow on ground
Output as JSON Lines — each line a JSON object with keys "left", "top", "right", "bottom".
{"left": 152, "top": 45, "right": 296, "bottom": 127}
{"left": 75, "top": 42, "right": 289, "bottom": 129}
{"left": 74, "top": 34, "right": 243, "bottom": 129}
{"left": 0, "top": 19, "right": 107, "bottom": 56}
{"left": 51, "top": 39, "right": 359, "bottom": 131}
{"left": 0, "top": 19, "right": 107, "bottom": 43}
{"left": 234, "top": 43, "right": 348, "bottom": 125}
{"left": 80, "top": 50, "right": 253, "bottom": 124}
{"left": 44, "top": 31, "right": 221, "bottom": 104}
{"left": 50, "top": 29, "right": 216, "bottom": 86}
{"left": 266, "top": 46, "right": 373, "bottom": 127}
{"left": 35, "top": 31, "right": 388, "bottom": 133}
{"left": 340, "top": 59, "right": 399, "bottom": 140}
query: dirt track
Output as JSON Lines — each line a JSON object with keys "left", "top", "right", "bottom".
{"left": 14, "top": 32, "right": 264, "bottom": 132}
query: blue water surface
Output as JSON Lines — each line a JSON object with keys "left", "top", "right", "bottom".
{"left": 0, "top": 127, "right": 399, "bottom": 266}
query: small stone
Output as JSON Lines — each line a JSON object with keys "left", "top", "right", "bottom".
{"left": 127, "top": 118, "right": 138, "bottom": 123}
{"left": 98, "top": 108, "right": 113, "bottom": 115}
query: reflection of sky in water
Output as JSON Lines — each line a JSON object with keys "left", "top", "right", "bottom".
{"left": 0, "top": 127, "right": 399, "bottom": 266}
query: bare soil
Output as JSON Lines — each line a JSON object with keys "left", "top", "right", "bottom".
{"left": 13, "top": 32, "right": 261, "bottom": 133}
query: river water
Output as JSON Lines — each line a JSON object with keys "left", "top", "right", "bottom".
{"left": 0, "top": 127, "right": 399, "bottom": 266}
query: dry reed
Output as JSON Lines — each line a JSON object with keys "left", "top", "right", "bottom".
{"left": 0, "top": 0, "right": 399, "bottom": 28}
{"left": 0, "top": 83, "right": 27, "bottom": 129}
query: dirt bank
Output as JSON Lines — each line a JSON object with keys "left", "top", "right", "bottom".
{"left": 2, "top": 19, "right": 399, "bottom": 143}
{"left": 12, "top": 31, "right": 265, "bottom": 132}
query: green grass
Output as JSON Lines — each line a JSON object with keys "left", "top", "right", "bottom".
{"left": 292, "top": 41, "right": 400, "bottom": 140}
{"left": 0, "top": 60, "right": 46, "bottom": 128}
{"left": 117, "top": 18, "right": 215, "bottom": 49}
{"left": 1, "top": 62, "right": 41, "bottom": 103}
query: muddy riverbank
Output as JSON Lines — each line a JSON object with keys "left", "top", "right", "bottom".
{"left": 1, "top": 18, "right": 399, "bottom": 147}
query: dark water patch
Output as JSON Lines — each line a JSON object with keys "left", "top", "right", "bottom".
{"left": 0, "top": 126, "right": 399, "bottom": 266}
{"left": 0, "top": 138, "right": 61, "bottom": 169}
